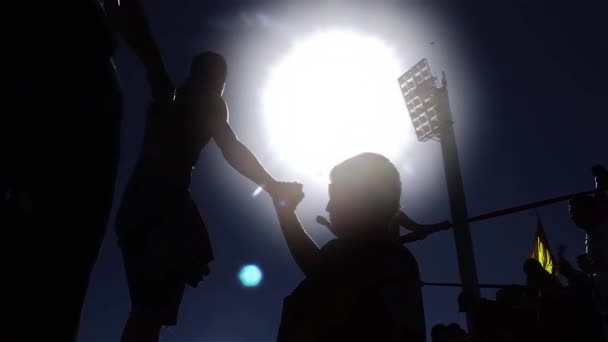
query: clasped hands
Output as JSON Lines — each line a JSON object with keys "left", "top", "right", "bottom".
{"left": 267, "top": 181, "right": 305, "bottom": 211}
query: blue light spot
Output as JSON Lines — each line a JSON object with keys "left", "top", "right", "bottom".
{"left": 239, "top": 264, "right": 263, "bottom": 287}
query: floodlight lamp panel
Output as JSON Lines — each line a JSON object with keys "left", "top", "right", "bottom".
{"left": 400, "top": 58, "right": 444, "bottom": 142}
{"left": 412, "top": 117, "right": 421, "bottom": 128}
{"left": 430, "top": 117, "right": 440, "bottom": 130}
{"left": 406, "top": 101, "right": 415, "bottom": 113}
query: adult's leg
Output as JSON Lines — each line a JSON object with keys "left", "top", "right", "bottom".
{"left": 120, "top": 244, "right": 186, "bottom": 342}
{"left": 121, "top": 312, "right": 163, "bottom": 342}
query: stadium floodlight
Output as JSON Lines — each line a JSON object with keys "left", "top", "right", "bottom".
{"left": 398, "top": 58, "right": 446, "bottom": 141}
{"left": 398, "top": 58, "right": 480, "bottom": 332}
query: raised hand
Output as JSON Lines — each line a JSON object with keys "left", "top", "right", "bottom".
{"left": 270, "top": 182, "right": 304, "bottom": 211}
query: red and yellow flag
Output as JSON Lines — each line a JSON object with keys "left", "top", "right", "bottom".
{"left": 530, "top": 216, "right": 555, "bottom": 274}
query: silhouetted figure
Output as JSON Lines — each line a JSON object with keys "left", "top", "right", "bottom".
{"left": 523, "top": 258, "right": 562, "bottom": 295}
{"left": 521, "top": 257, "right": 605, "bottom": 341}
{"left": 3, "top": 1, "right": 172, "bottom": 340}
{"left": 557, "top": 247, "right": 606, "bottom": 342}
{"left": 558, "top": 245, "right": 592, "bottom": 292}
{"left": 569, "top": 164, "right": 608, "bottom": 338}
{"left": 491, "top": 286, "right": 542, "bottom": 342}
{"left": 430, "top": 323, "right": 467, "bottom": 342}
{"left": 116, "top": 51, "right": 298, "bottom": 342}
{"left": 274, "top": 153, "right": 426, "bottom": 341}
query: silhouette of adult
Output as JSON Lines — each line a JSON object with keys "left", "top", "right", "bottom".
{"left": 430, "top": 323, "right": 467, "bottom": 342}
{"left": 2, "top": 1, "right": 172, "bottom": 340}
{"left": 569, "top": 164, "right": 608, "bottom": 339}
{"left": 557, "top": 248, "right": 606, "bottom": 342}
{"left": 116, "top": 51, "right": 299, "bottom": 342}
{"left": 274, "top": 153, "right": 426, "bottom": 341}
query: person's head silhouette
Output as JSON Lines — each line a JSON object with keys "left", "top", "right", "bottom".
{"left": 190, "top": 51, "right": 228, "bottom": 95}
{"left": 325, "top": 153, "right": 401, "bottom": 238}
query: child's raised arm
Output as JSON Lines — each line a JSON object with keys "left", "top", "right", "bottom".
{"left": 273, "top": 182, "right": 320, "bottom": 276}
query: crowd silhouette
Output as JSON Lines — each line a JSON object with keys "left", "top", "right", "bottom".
{"left": 431, "top": 166, "right": 608, "bottom": 342}
{"left": 2, "top": 1, "right": 607, "bottom": 341}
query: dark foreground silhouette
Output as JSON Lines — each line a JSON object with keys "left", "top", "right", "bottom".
{"left": 3, "top": 1, "right": 172, "bottom": 340}
{"left": 116, "top": 51, "right": 299, "bottom": 342}
{"left": 274, "top": 153, "right": 427, "bottom": 341}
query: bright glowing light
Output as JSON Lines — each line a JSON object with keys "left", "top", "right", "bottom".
{"left": 262, "top": 30, "right": 412, "bottom": 179}
{"left": 251, "top": 186, "right": 264, "bottom": 197}
{"left": 238, "top": 264, "right": 263, "bottom": 287}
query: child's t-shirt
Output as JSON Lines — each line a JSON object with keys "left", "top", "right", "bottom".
{"left": 278, "top": 237, "right": 426, "bottom": 342}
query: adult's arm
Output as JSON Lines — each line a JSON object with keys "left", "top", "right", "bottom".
{"left": 210, "top": 97, "right": 279, "bottom": 194}
{"left": 107, "top": 0, "right": 174, "bottom": 100}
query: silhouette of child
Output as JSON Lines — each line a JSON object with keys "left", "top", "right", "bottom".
{"left": 274, "top": 153, "right": 426, "bottom": 341}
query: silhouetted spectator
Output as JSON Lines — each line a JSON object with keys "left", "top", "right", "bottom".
{"left": 430, "top": 323, "right": 467, "bottom": 342}
{"left": 569, "top": 164, "right": 608, "bottom": 338}
{"left": 493, "top": 286, "right": 542, "bottom": 342}
{"left": 523, "top": 258, "right": 562, "bottom": 295}
{"left": 558, "top": 247, "right": 606, "bottom": 341}
{"left": 3, "top": 1, "right": 172, "bottom": 340}
{"left": 431, "top": 324, "right": 447, "bottom": 342}
{"left": 274, "top": 153, "right": 426, "bottom": 341}
{"left": 558, "top": 245, "right": 592, "bottom": 292}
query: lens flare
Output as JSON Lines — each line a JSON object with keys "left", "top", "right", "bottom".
{"left": 238, "top": 264, "right": 263, "bottom": 287}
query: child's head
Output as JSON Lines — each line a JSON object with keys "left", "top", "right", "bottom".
{"left": 326, "top": 153, "right": 401, "bottom": 238}
{"left": 190, "top": 51, "right": 228, "bottom": 94}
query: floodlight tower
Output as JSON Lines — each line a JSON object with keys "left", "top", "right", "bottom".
{"left": 398, "top": 59, "right": 480, "bottom": 330}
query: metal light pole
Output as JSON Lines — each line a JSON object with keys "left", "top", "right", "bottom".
{"left": 398, "top": 59, "right": 480, "bottom": 331}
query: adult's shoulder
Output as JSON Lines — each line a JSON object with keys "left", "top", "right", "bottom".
{"left": 208, "top": 93, "right": 228, "bottom": 116}
{"left": 176, "top": 83, "right": 228, "bottom": 120}
{"left": 197, "top": 90, "right": 228, "bottom": 121}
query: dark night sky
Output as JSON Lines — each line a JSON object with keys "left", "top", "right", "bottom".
{"left": 79, "top": 0, "right": 607, "bottom": 340}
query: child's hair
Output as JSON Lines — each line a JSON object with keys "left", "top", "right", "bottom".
{"left": 330, "top": 153, "right": 401, "bottom": 220}
{"left": 190, "top": 51, "right": 228, "bottom": 83}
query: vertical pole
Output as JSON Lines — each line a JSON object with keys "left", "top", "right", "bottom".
{"left": 438, "top": 72, "right": 480, "bottom": 332}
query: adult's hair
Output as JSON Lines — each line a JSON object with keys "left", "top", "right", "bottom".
{"left": 190, "top": 51, "right": 227, "bottom": 84}
{"left": 330, "top": 153, "right": 401, "bottom": 222}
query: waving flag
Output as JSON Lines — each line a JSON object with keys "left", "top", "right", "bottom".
{"left": 530, "top": 215, "right": 556, "bottom": 274}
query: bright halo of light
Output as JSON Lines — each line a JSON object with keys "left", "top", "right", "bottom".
{"left": 262, "top": 30, "right": 412, "bottom": 179}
